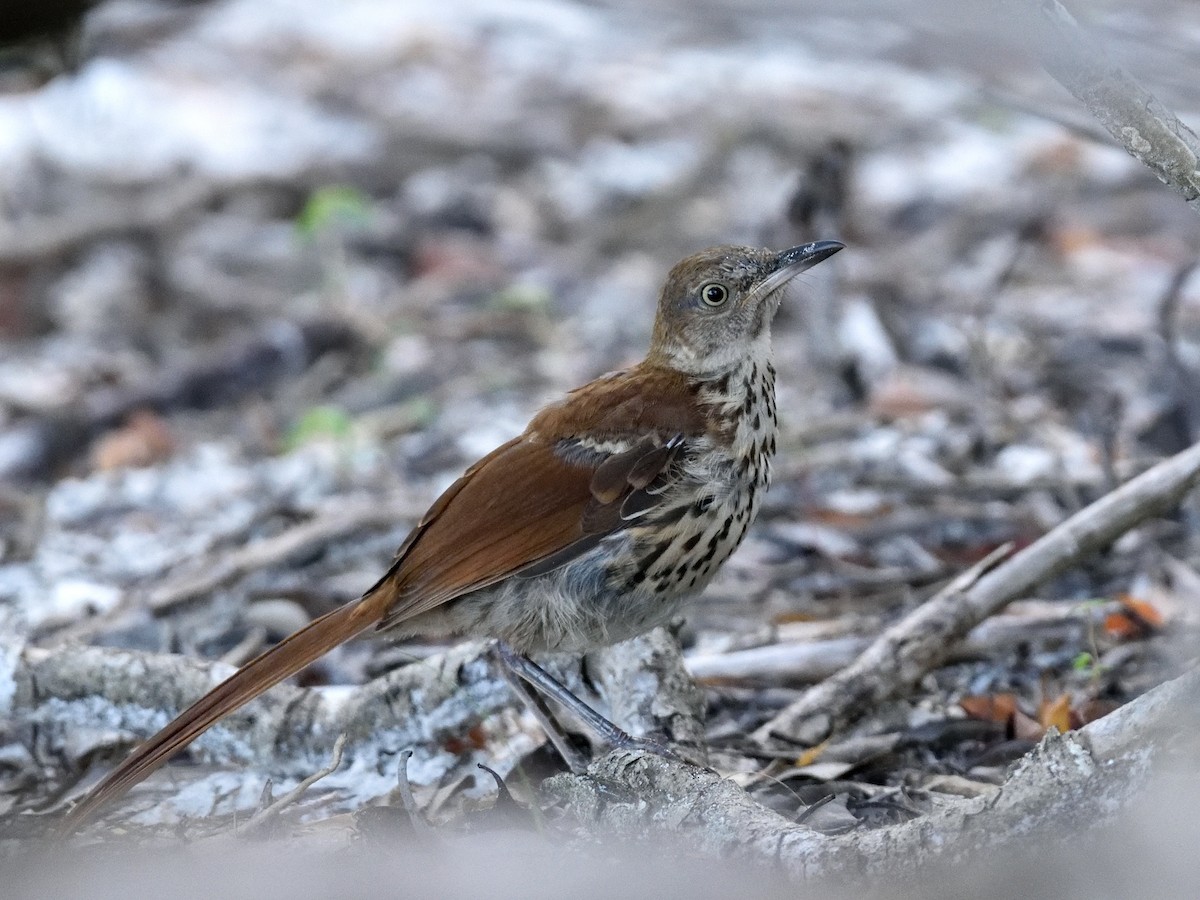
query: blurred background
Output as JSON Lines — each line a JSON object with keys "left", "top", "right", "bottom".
{"left": 2, "top": 0, "right": 1200, "bottom": 889}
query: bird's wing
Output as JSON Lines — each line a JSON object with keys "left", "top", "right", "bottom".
{"left": 374, "top": 429, "right": 687, "bottom": 629}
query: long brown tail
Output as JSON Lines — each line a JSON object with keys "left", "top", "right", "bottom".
{"left": 62, "top": 593, "right": 386, "bottom": 833}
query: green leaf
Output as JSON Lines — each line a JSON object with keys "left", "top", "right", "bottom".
{"left": 490, "top": 284, "right": 552, "bottom": 312}
{"left": 296, "top": 185, "right": 371, "bottom": 238}
{"left": 1072, "top": 651, "right": 1095, "bottom": 672}
{"left": 285, "top": 405, "right": 353, "bottom": 451}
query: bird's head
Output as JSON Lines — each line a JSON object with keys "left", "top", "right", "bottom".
{"left": 647, "top": 241, "right": 843, "bottom": 377}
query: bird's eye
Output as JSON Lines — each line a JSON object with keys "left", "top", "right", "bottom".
{"left": 700, "top": 283, "right": 729, "bottom": 307}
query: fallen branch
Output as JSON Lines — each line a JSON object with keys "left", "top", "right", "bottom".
{"left": 2, "top": 617, "right": 704, "bottom": 828}
{"left": 548, "top": 666, "right": 1200, "bottom": 882}
{"left": 4, "top": 637, "right": 514, "bottom": 786}
{"left": 144, "top": 495, "right": 424, "bottom": 613}
{"left": 755, "top": 439, "right": 1200, "bottom": 745}
{"left": 1026, "top": 0, "right": 1200, "bottom": 213}
{"left": 686, "top": 599, "right": 1115, "bottom": 683}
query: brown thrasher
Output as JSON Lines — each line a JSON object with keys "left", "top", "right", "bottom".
{"left": 64, "top": 239, "right": 843, "bottom": 829}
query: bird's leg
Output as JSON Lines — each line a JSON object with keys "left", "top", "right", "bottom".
{"left": 491, "top": 642, "right": 676, "bottom": 769}
{"left": 490, "top": 643, "right": 590, "bottom": 774}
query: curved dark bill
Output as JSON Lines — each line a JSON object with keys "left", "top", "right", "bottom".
{"left": 774, "top": 240, "right": 845, "bottom": 273}
{"left": 749, "top": 240, "right": 844, "bottom": 303}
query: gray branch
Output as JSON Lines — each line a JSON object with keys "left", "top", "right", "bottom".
{"left": 548, "top": 667, "right": 1199, "bottom": 882}
{"left": 6, "top": 637, "right": 514, "bottom": 780}
{"left": 754, "top": 438, "right": 1200, "bottom": 746}
{"left": 1, "top": 618, "right": 706, "bottom": 826}
{"left": 1028, "top": 0, "right": 1200, "bottom": 212}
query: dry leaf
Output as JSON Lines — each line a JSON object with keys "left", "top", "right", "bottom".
{"left": 1105, "top": 593, "right": 1165, "bottom": 638}
{"left": 795, "top": 739, "right": 831, "bottom": 768}
{"left": 773, "top": 611, "right": 821, "bottom": 625}
{"left": 960, "top": 693, "right": 1018, "bottom": 724}
{"left": 1012, "top": 709, "right": 1045, "bottom": 742}
{"left": 1038, "top": 694, "right": 1072, "bottom": 733}
{"left": 90, "top": 409, "right": 176, "bottom": 471}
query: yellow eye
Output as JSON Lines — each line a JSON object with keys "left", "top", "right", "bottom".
{"left": 700, "top": 282, "right": 729, "bottom": 307}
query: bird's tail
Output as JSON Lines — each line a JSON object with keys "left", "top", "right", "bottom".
{"left": 61, "top": 594, "right": 385, "bottom": 833}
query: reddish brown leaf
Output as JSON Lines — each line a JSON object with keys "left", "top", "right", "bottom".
{"left": 772, "top": 611, "right": 821, "bottom": 625}
{"left": 1120, "top": 594, "right": 1165, "bottom": 628}
{"left": 90, "top": 410, "right": 176, "bottom": 472}
{"left": 807, "top": 506, "right": 892, "bottom": 528}
{"left": 442, "top": 723, "right": 490, "bottom": 755}
{"left": 1105, "top": 595, "right": 1164, "bottom": 639}
{"left": 960, "top": 693, "right": 1018, "bottom": 724}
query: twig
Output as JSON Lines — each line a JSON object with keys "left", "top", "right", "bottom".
{"left": 145, "top": 495, "right": 423, "bottom": 612}
{"left": 394, "top": 750, "right": 433, "bottom": 835}
{"left": 243, "top": 734, "right": 348, "bottom": 832}
{"left": 1026, "top": 0, "right": 1200, "bottom": 213}
{"left": 687, "top": 636, "right": 868, "bottom": 684}
{"left": 687, "top": 599, "right": 1118, "bottom": 683}
{"left": 0, "top": 179, "right": 220, "bottom": 265}
{"left": 755, "top": 438, "right": 1200, "bottom": 745}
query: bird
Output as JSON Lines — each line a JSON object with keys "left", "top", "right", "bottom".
{"left": 62, "top": 239, "right": 844, "bottom": 830}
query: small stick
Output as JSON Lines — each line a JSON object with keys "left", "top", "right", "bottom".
{"left": 242, "top": 733, "right": 348, "bottom": 832}
{"left": 394, "top": 750, "right": 433, "bottom": 835}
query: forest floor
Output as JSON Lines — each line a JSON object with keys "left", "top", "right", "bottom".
{"left": 2, "top": 0, "right": 1200, "bottom": 894}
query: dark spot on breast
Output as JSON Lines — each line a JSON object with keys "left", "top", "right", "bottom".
{"left": 682, "top": 532, "right": 702, "bottom": 552}
{"left": 751, "top": 412, "right": 761, "bottom": 431}
{"left": 637, "top": 539, "right": 673, "bottom": 578}
{"left": 692, "top": 494, "right": 714, "bottom": 517}
{"left": 653, "top": 503, "right": 689, "bottom": 526}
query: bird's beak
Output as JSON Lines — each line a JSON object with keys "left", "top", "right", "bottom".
{"left": 775, "top": 240, "right": 845, "bottom": 273}
{"left": 750, "top": 240, "right": 845, "bottom": 303}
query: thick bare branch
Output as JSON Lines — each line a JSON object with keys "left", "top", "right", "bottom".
{"left": 1027, "top": 0, "right": 1200, "bottom": 212}
{"left": 755, "top": 439, "right": 1200, "bottom": 745}
{"left": 548, "top": 667, "right": 1200, "bottom": 882}
{"left": 4, "top": 638, "right": 512, "bottom": 781}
